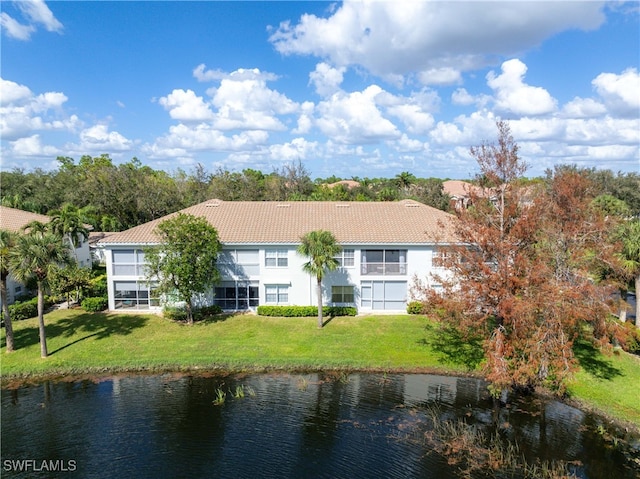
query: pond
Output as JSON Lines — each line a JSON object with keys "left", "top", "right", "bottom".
{"left": 2, "top": 373, "right": 639, "bottom": 478}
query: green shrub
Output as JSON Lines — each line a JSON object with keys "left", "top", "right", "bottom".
{"left": 8, "top": 296, "right": 54, "bottom": 320}
{"left": 163, "top": 306, "right": 187, "bottom": 322}
{"left": 9, "top": 299, "right": 38, "bottom": 321}
{"left": 194, "top": 305, "right": 223, "bottom": 320}
{"left": 81, "top": 297, "right": 108, "bottom": 312}
{"left": 407, "top": 301, "right": 426, "bottom": 315}
{"left": 257, "top": 305, "right": 357, "bottom": 317}
{"left": 163, "top": 304, "right": 223, "bottom": 322}
{"left": 88, "top": 274, "right": 108, "bottom": 297}
{"left": 327, "top": 306, "right": 357, "bottom": 317}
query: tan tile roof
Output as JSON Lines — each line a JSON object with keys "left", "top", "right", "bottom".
{"left": 443, "top": 180, "right": 493, "bottom": 199}
{"left": 326, "top": 180, "right": 361, "bottom": 189}
{"left": 100, "top": 199, "right": 459, "bottom": 245}
{"left": 88, "top": 231, "right": 117, "bottom": 246}
{"left": 0, "top": 206, "right": 51, "bottom": 233}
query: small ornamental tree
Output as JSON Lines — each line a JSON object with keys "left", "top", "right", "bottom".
{"left": 145, "top": 213, "right": 222, "bottom": 325}
{"left": 416, "top": 121, "right": 614, "bottom": 395}
{"left": 297, "top": 230, "right": 342, "bottom": 328}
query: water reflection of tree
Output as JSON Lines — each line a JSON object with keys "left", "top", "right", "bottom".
{"left": 295, "top": 372, "right": 348, "bottom": 474}
{"left": 140, "top": 375, "right": 229, "bottom": 477}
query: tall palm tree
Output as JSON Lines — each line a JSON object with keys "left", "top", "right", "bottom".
{"left": 0, "top": 229, "right": 17, "bottom": 352}
{"left": 395, "top": 171, "right": 416, "bottom": 195}
{"left": 49, "top": 204, "right": 90, "bottom": 261}
{"left": 298, "top": 230, "right": 342, "bottom": 329}
{"left": 8, "top": 231, "right": 71, "bottom": 357}
{"left": 616, "top": 219, "right": 640, "bottom": 327}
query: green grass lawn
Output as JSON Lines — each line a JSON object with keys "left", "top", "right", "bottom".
{"left": 2, "top": 309, "right": 639, "bottom": 428}
{"left": 0, "top": 309, "right": 458, "bottom": 377}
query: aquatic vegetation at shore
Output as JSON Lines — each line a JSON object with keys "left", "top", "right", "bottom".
{"left": 213, "top": 388, "right": 226, "bottom": 406}
{"left": 397, "top": 405, "right": 580, "bottom": 479}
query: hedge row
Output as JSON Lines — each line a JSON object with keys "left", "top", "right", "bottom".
{"left": 8, "top": 297, "right": 54, "bottom": 321}
{"left": 256, "top": 305, "right": 357, "bottom": 317}
{"left": 163, "top": 305, "right": 223, "bottom": 322}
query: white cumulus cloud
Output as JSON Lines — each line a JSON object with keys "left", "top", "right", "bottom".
{"left": 158, "top": 89, "right": 214, "bottom": 122}
{"left": 210, "top": 70, "right": 297, "bottom": 131}
{"left": 270, "top": 1, "right": 605, "bottom": 83}
{"left": 315, "top": 85, "right": 400, "bottom": 144}
{"left": 0, "top": 78, "right": 33, "bottom": 105}
{"left": 9, "top": 134, "right": 59, "bottom": 157}
{"left": 487, "top": 59, "right": 557, "bottom": 116}
{"left": 267, "top": 137, "right": 319, "bottom": 161}
{"left": 561, "top": 98, "right": 607, "bottom": 119}
{"left": 592, "top": 68, "right": 640, "bottom": 118}
{"left": 418, "top": 67, "right": 462, "bottom": 86}
{"left": 0, "top": 77, "right": 80, "bottom": 139}
{"left": 78, "top": 124, "right": 133, "bottom": 151}
{"left": 146, "top": 123, "right": 270, "bottom": 159}
{"left": 309, "top": 62, "right": 346, "bottom": 97}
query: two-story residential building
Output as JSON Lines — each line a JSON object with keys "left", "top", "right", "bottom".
{"left": 0, "top": 205, "right": 93, "bottom": 305}
{"left": 98, "top": 199, "right": 459, "bottom": 314}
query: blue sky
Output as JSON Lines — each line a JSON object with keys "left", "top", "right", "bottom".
{"left": 1, "top": 0, "right": 638, "bottom": 179}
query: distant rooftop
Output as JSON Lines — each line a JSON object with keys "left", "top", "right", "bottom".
{"left": 0, "top": 206, "right": 51, "bottom": 233}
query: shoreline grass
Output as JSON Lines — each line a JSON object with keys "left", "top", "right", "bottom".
{"left": 1, "top": 309, "right": 639, "bottom": 429}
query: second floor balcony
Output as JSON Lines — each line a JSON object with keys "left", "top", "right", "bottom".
{"left": 361, "top": 262, "right": 407, "bottom": 275}
{"left": 361, "top": 249, "right": 407, "bottom": 276}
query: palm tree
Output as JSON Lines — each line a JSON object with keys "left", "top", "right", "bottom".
{"left": 0, "top": 229, "right": 17, "bottom": 352}
{"left": 49, "top": 203, "right": 90, "bottom": 261}
{"left": 615, "top": 219, "right": 640, "bottom": 327}
{"left": 297, "top": 230, "right": 342, "bottom": 328}
{"left": 395, "top": 171, "right": 416, "bottom": 195}
{"left": 8, "top": 231, "right": 71, "bottom": 357}
{"left": 22, "top": 220, "right": 49, "bottom": 235}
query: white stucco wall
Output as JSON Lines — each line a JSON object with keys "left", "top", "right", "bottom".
{"left": 104, "top": 243, "right": 446, "bottom": 314}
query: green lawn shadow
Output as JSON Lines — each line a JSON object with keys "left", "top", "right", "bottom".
{"left": 193, "top": 312, "right": 237, "bottom": 324}
{"left": 9, "top": 312, "right": 148, "bottom": 355}
{"left": 419, "top": 322, "right": 485, "bottom": 371}
{"left": 573, "top": 338, "right": 623, "bottom": 380}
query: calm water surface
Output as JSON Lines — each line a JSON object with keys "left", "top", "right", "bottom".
{"left": 2, "top": 373, "right": 639, "bottom": 478}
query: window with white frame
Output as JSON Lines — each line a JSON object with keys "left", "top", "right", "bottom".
{"left": 360, "top": 280, "right": 407, "bottom": 310}
{"left": 334, "top": 249, "right": 355, "bottom": 267}
{"left": 265, "top": 249, "right": 288, "bottom": 267}
{"left": 265, "top": 284, "right": 289, "bottom": 304}
{"left": 219, "top": 249, "right": 260, "bottom": 277}
{"left": 331, "top": 285, "right": 355, "bottom": 304}
{"left": 112, "top": 249, "right": 148, "bottom": 276}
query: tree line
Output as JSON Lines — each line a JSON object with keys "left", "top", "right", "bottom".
{"left": 0, "top": 156, "right": 447, "bottom": 231}
{"left": 4, "top": 153, "right": 637, "bottom": 234}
